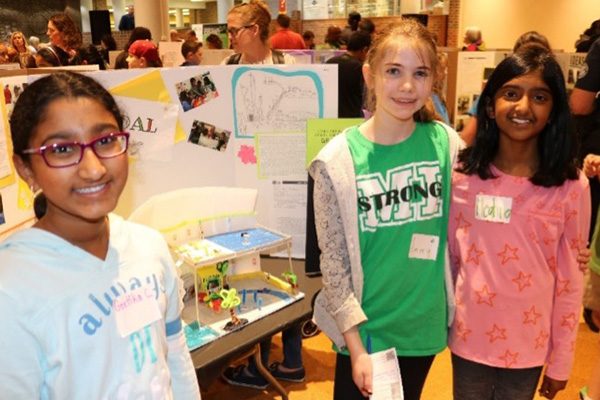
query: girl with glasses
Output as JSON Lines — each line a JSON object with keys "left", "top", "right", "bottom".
{"left": 0, "top": 72, "right": 201, "bottom": 399}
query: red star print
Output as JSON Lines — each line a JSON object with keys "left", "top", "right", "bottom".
{"left": 546, "top": 257, "right": 557, "bottom": 273}
{"left": 466, "top": 243, "right": 484, "bottom": 265}
{"left": 570, "top": 190, "right": 579, "bottom": 201}
{"left": 476, "top": 285, "right": 496, "bottom": 307}
{"left": 543, "top": 236, "right": 556, "bottom": 246}
{"left": 514, "top": 194, "right": 525, "bottom": 204}
{"left": 565, "top": 209, "right": 578, "bottom": 222}
{"left": 498, "top": 349, "right": 519, "bottom": 367}
{"left": 570, "top": 236, "right": 585, "bottom": 250}
{"left": 454, "top": 320, "right": 472, "bottom": 342}
{"left": 556, "top": 279, "right": 571, "bottom": 296}
{"left": 523, "top": 305, "right": 542, "bottom": 325}
{"left": 536, "top": 200, "right": 545, "bottom": 209}
{"left": 561, "top": 313, "right": 578, "bottom": 331}
{"left": 551, "top": 201, "right": 562, "bottom": 212}
{"left": 534, "top": 330, "right": 549, "bottom": 349}
{"left": 485, "top": 324, "right": 507, "bottom": 343}
{"left": 455, "top": 212, "right": 472, "bottom": 232}
{"left": 512, "top": 271, "right": 532, "bottom": 291}
{"left": 527, "top": 231, "right": 540, "bottom": 245}
{"left": 497, "top": 244, "right": 519, "bottom": 265}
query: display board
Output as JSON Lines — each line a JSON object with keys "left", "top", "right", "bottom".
{"left": 0, "top": 65, "right": 338, "bottom": 257}
{"left": 447, "top": 50, "right": 505, "bottom": 131}
{"left": 446, "top": 50, "right": 582, "bottom": 130}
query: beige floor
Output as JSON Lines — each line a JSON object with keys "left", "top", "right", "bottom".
{"left": 201, "top": 322, "right": 599, "bottom": 399}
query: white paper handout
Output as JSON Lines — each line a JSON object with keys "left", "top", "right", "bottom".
{"left": 370, "top": 348, "right": 404, "bottom": 400}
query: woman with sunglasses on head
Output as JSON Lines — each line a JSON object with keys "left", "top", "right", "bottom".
{"left": 0, "top": 72, "right": 201, "bottom": 399}
{"left": 221, "top": 0, "right": 295, "bottom": 65}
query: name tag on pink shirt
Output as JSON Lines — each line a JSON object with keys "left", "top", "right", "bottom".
{"left": 114, "top": 288, "right": 162, "bottom": 337}
{"left": 475, "top": 194, "right": 512, "bottom": 224}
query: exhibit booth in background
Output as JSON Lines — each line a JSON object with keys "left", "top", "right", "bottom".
{"left": 0, "top": 64, "right": 338, "bottom": 258}
{"left": 444, "top": 49, "right": 587, "bottom": 131}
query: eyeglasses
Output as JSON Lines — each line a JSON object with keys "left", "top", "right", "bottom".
{"left": 22, "top": 132, "right": 130, "bottom": 168}
{"left": 227, "top": 24, "right": 255, "bottom": 37}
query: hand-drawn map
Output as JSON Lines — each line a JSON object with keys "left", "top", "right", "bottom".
{"left": 231, "top": 67, "right": 324, "bottom": 138}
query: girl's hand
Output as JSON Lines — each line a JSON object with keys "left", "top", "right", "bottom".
{"left": 583, "top": 154, "right": 600, "bottom": 177}
{"left": 343, "top": 327, "right": 373, "bottom": 397}
{"left": 350, "top": 351, "right": 373, "bottom": 398}
{"left": 578, "top": 246, "right": 592, "bottom": 272}
{"left": 538, "top": 375, "right": 567, "bottom": 399}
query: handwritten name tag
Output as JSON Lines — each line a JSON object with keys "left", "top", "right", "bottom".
{"left": 409, "top": 233, "right": 439, "bottom": 260}
{"left": 114, "top": 288, "right": 162, "bottom": 338}
{"left": 475, "top": 194, "right": 512, "bottom": 224}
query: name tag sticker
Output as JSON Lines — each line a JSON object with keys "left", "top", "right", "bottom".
{"left": 475, "top": 194, "right": 513, "bottom": 224}
{"left": 114, "top": 288, "right": 162, "bottom": 337}
{"left": 409, "top": 234, "right": 439, "bottom": 260}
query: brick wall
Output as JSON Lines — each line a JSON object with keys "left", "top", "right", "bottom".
{"left": 82, "top": 30, "right": 130, "bottom": 50}
{"left": 190, "top": 2, "right": 218, "bottom": 25}
{"left": 447, "top": 0, "right": 460, "bottom": 47}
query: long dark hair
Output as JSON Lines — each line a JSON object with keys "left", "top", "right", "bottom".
{"left": 124, "top": 27, "right": 152, "bottom": 51}
{"left": 10, "top": 72, "right": 124, "bottom": 218}
{"left": 457, "top": 45, "right": 577, "bottom": 187}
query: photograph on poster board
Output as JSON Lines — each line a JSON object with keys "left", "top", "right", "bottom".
{"left": 3, "top": 81, "right": 28, "bottom": 118}
{"left": 202, "top": 23, "right": 229, "bottom": 50}
{"left": 187, "top": 120, "right": 231, "bottom": 152}
{"left": 457, "top": 94, "right": 470, "bottom": 115}
{"left": 175, "top": 72, "right": 219, "bottom": 111}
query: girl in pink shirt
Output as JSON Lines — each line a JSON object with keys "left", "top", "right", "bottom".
{"left": 448, "top": 45, "right": 591, "bottom": 399}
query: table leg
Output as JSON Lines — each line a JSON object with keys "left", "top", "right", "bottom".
{"left": 252, "top": 343, "right": 289, "bottom": 400}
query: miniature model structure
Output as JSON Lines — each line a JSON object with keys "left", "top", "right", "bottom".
{"left": 175, "top": 226, "right": 303, "bottom": 350}
{"left": 127, "top": 187, "right": 304, "bottom": 351}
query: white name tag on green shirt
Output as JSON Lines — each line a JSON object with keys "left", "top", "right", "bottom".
{"left": 114, "top": 288, "right": 162, "bottom": 337}
{"left": 408, "top": 233, "right": 439, "bottom": 260}
{"left": 475, "top": 194, "right": 512, "bottom": 224}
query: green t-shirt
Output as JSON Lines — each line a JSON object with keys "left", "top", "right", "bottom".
{"left": 345, "top": 122, "right": 451, "bottom": 356}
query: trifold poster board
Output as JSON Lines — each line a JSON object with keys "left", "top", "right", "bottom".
{"left": 446, "top": 50, "right": 507, "bottom": 132}
{"left": 0, "top": 65, "right": 338, "bottom": 258}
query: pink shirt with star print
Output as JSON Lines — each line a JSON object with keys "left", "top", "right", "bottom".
{"left": 448, "top": 165, "right": 590, "bottom": 381}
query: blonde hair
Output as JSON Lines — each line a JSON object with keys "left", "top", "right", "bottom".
{"left": 364, "top": 19, "right": 439, "bottom": 122}
{"left": 10, "top": 31, "right": 28, "bottom": 52}
{"left": 228, "top": 0, "right": 271, "bottom": 43}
